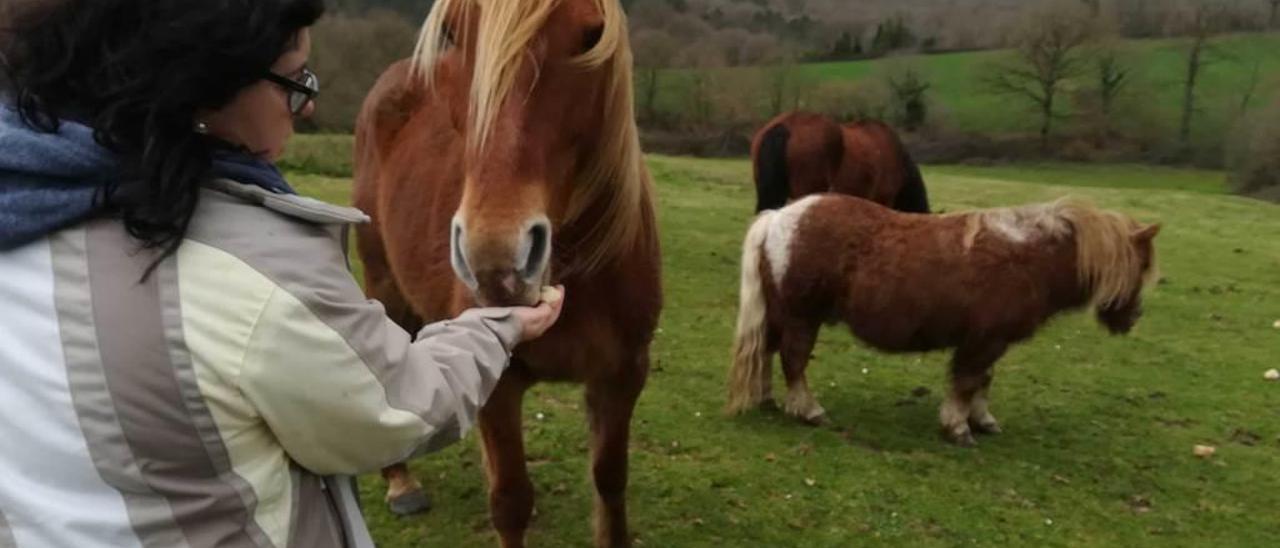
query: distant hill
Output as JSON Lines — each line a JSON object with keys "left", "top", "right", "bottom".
{"left": 332, "top": 0, "right": 1274, "bottom": 67}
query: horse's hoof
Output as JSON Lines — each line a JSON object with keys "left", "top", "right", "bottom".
{"left": 803, "top": 413, "right": 830, "bottom": 427}
{"left": 971, "top": 420, "right": 1002, "bottom": 435}
{"left": 387, "top": 489, "right": 432, "bottom": 516}
{"left": 942, "top": 428, "right": 977, "bottom": 447}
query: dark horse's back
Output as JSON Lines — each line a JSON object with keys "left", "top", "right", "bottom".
{"left": 751, "top": 111, "right": 843, "bottom": 212}
{"left": 752, "top": 111, "right": 930, "bottom": 214}
{"left": 855, "top": 120, "right": 930, "bottom": 214}
{"left": 840, "top": 120, "right": 931, "bottom": 214}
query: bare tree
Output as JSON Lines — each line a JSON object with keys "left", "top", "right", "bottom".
{"left": 881, "top": 60, "right": 931, "bottom": 131}
{"left": 764, "top": 61, "right": 797, "bottom": 116}
{"left": 983, "top": 2, "right": 1094, "bottom": 151}
{"left": 632, "top": 29, "right": 679, "bottom": 124}
{"left": 308, "top": 9, "right": 418, "bottom": 132}
{"left": 677, "top": 40, "right": 727, "bottom": 129}
{"left": 1169, "top": 0, "right": 1232, "bottom": 150}
{"left": 1228, "top": 99, "right": 1280, "bottom": 198}
{"left": 1095, "top": 47, "right": 1130, "bottom": 120}
{"left": 1237, "top": 60, "right": 1263, "bottom": 116}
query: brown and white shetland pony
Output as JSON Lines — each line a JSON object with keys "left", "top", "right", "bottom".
{"left": 352, "top": 0, "right": 660, "bottom": 546}
{"left": 751, "top": 111, "right": 931, "bottom": 214}
{"left": 726, "top": 194, "right": 1160, "bottom": 446}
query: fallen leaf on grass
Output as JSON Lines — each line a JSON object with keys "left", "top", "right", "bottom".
{"left": 1129, "top": 495, "right": 1153, "bottom": 514}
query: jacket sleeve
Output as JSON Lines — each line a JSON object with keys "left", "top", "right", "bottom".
{"left": 236, "top": 282, "right": 522, "bottom": 476}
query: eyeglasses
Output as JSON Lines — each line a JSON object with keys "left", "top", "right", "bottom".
{"left": 263, "top": 67, "right": 319, "bottom": 115}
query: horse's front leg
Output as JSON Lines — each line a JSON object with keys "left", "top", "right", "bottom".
{"left": 585, "top": 355, "right": 649, "bottom": 548}
{"left": 941, "top": 341, "right": 1009, "bottom": 446}
{"left": 480, "top": 371, "right": 536, "bottom": 548}
{"left": 382, "top": 462, "right": 430, "bottom": 515}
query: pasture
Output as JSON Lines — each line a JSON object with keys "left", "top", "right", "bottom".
{"left": 286, "top": 137, "right": 1280, "bottom": 547}
{"left": 654, "top": 33, "right": 1280, "bottom": 144}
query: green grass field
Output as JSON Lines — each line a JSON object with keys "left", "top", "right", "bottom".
{"left": 287, "top": 142, "right": 1280, "bottom": 547}
{"left": 655, "top": 32, "right": 1280, "bottom": 144}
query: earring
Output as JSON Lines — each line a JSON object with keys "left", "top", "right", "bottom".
{"left": 193, "top": 121, "right": 210, "bottom": 134}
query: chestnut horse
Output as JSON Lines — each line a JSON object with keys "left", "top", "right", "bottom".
{"left": 727, "top": 195, "right": 1160, "bottom": 445}
{"left": 751, "top": 111, "right": 931, "bottom": 213}
{"left": 352, "top": 1, "right": 660, "bottom": 546}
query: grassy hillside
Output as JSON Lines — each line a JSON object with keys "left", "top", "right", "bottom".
{"left": 654, "top": 33, "right": 1280, "bottom": 144}
{"left": 288, "top": 150, "right": 1280, "bottom": 547}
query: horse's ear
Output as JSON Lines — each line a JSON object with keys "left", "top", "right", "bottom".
{"left": 1132, "top": 223, "right": 1162, "bottom": 242}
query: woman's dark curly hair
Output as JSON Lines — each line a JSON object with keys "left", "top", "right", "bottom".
{"left": 0, "top": 0, "right": 324, "bottom": 258}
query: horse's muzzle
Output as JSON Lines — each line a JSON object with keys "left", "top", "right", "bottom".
{"left": 451, "top": 216, "right": 552, "bottom": 307}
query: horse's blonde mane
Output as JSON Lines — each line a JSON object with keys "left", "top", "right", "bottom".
{"left": 411, "top": 0, "right": 649, "bottom": 273}
{"left": 963, "top": 198, "right": 1156, "bottom": 307}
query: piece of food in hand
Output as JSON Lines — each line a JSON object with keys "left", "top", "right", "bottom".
{"left": 540, "top": 286, "right": 563, "bottom": 305}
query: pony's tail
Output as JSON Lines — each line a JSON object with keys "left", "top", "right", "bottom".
{"left": 727, "top": 210, "right": 777, "bottom": 415}
{"left": 754, "top": 124, "right": 791, "bottom": 213}
{"left": 892, "top": 143, "right": 931, "bottom": 214}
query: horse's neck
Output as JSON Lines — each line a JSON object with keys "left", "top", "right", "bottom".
{"left": 555, "top": 165, "right": 655, "bottom": 272}
{"left": 1041, "top": 238, "right": 1092, "bottom": 309}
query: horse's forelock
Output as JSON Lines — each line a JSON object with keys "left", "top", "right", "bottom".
{"left": 1056, "top": 200, "right": 1150, "bottom": 308}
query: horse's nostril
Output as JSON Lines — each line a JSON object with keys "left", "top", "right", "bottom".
{"left": 450, "top": 218, "right": 477, "bottom": 288}
{"left": 521, "top": 221, "right": 550, "bottom": 280}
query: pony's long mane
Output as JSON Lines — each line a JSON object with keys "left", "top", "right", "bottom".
{"left": 410, "top": 0, "right": 649, "bottom": 274}
{"left": 962, "top": 199, "right": 1155, "bottom": 307}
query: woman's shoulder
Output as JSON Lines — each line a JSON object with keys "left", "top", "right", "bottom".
{"left": 182, "top": 178, "right": 367, "bottom": 294}
{"left": 203, "top": 178, "right": 368, "bottom": 226}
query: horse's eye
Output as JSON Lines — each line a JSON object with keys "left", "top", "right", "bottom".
{"left": 582, "top": 24, "right": 604, "bottom": 53}
{"left": 443, "top": 24, "right": 457, "bottom": 48}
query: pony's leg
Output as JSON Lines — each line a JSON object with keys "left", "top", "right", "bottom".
{"left": 968, "top": 371, "right": 1002, "bottom": 435}
{"left": 479, "top": 372, "right": 536, "bottom": 548}
{"left": 585, "top": 362, "right": 647, "bottom": 548}
{"left": 357, "top": 224, "right": 433, "bottom": 515}
{"left": 779, "top": 321, "right": 825, "bottom": 425}
{"left": 381, "top": 463, "right": 429, "bottom": 515}
{"left": 941, "top": 342, "right": 1008, "bottom": 446}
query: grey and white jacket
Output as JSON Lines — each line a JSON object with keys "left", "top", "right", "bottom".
{"left": 0, "top": 180, "right": 520, "bottom": 548}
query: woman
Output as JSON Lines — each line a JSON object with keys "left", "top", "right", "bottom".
{"left": 0, "top": 1, "right": 562, "bottom": 547}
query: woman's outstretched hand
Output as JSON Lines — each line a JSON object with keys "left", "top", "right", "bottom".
{"left": 512, "top": 285, "right": 565, "bottom": 342}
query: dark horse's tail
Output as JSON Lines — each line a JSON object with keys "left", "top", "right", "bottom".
{"left": 893, "top": 148, "right": 931, "bottom": 214}
{"left": 754, "top": 123, "right": 791, "bottom": 213}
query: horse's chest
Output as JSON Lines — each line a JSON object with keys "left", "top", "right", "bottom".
{"left": 514, "top": 311, "right": 642, "bottom": 382}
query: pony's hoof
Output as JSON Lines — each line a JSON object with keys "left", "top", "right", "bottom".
{"left": 943, "top": 427, "right": 977, "bottom": 447}
{"left": 971, "top": 419, "right": 1002, "bottom": 435}
{"left": 803, "top": 413, "right": 830, "bottom": 427}
{"left": 387, "top": 489, "right": 432, "bottom": 516}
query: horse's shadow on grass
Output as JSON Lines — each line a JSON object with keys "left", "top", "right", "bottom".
{"left": 732, "top": 380, "right": 1149, "bottom": 467}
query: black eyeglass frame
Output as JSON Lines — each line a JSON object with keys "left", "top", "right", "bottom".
{"left": 263, "top": 68, "right": 319, "bottom": 115}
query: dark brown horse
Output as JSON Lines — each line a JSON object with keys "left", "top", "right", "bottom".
{"left": 726, "top": 194, "right": 1160, "bottom": 445}
{"left": 751, "top": 111, "right": 931, "bottom": 213}
{"left": 352, "top": 1, "right": 660, "bottom": 546}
